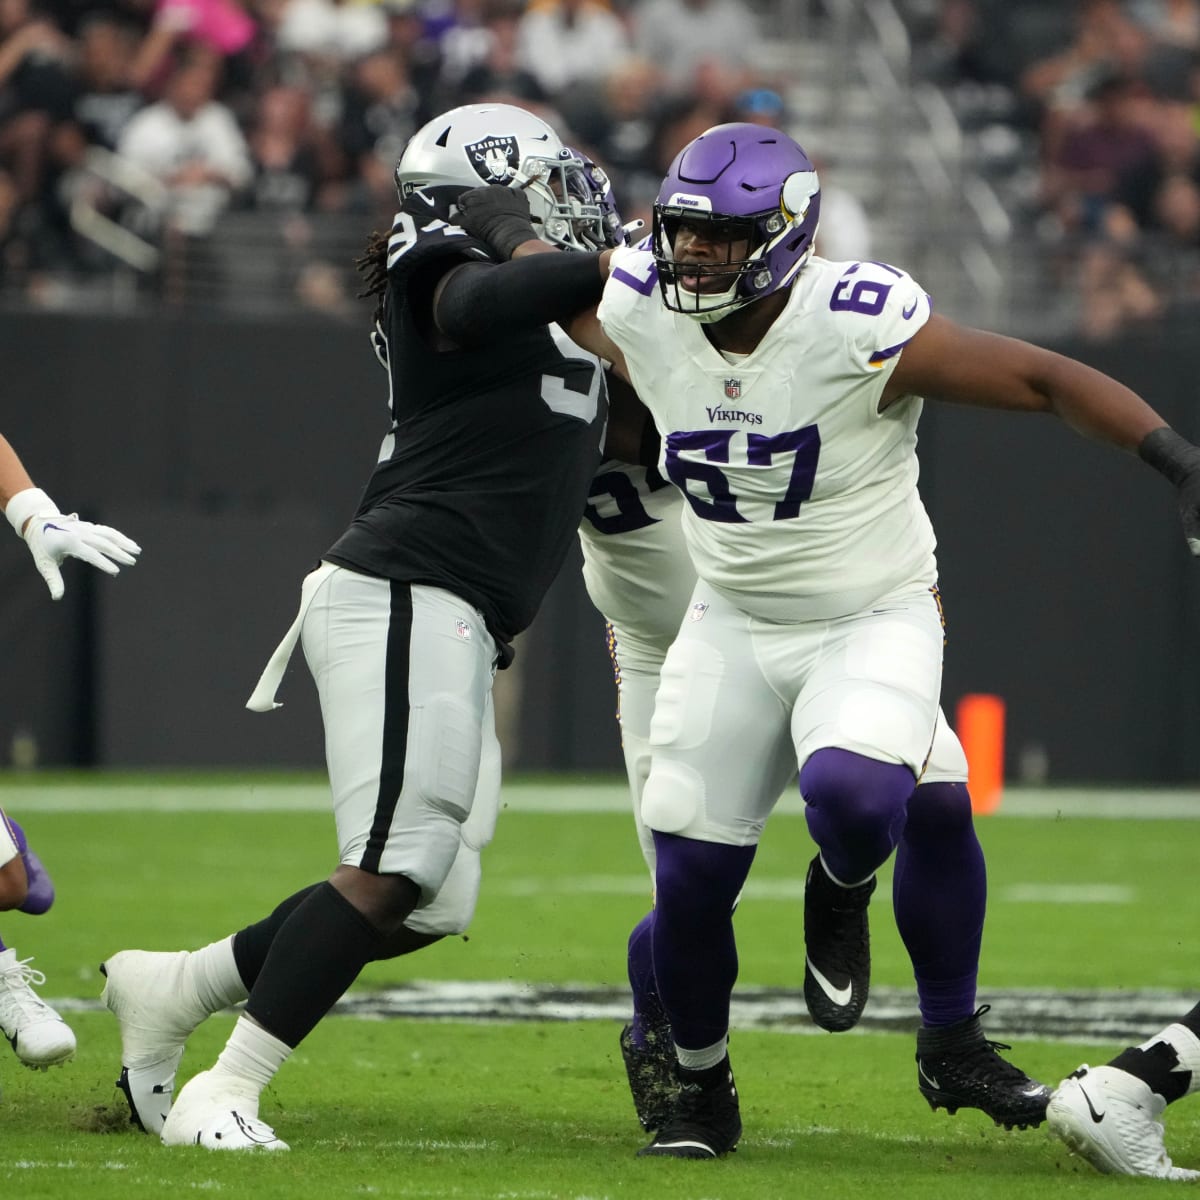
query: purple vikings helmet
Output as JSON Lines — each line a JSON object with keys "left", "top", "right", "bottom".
{"left": 653, "top": 123, "right": 821, "bottom": 321}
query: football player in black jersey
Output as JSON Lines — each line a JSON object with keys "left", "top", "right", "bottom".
{"left": 0, "top": 433, "right": 140, "bottom": 1081}
{"left": 100, "top": 103, "right": 624, "bottom": 1150}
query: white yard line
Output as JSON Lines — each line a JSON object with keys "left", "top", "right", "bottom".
{"left": 4, "top": 780, "right": 1200, "bottom": 817}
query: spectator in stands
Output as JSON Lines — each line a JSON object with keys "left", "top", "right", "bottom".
{"left": 1040, "top": 69, "right": 1161, "bottom": 238}
{"left": 555, "top": 54, "right": 663, "bottom": 217}
{"left": 0, "top": 0, "right": 74, "bottom": 207}
{"left": 632, "top": 0, "right": 758, "bottom": 95}
{"left": 379, "top": 0, "right": 442, "bottom": 126}
{"left": 455, "top": 0, "right": 545, "bottom": 105}
{"left": 516, "top": 0, "right": 629, "bottom": 99}
{"left": 116, "top": 48, "right": 250, "bottom": 231}
{"left": 336, "top": 46, "right": 420, "bottom": 214}
{"left": 274, "top": 0, "right": 386, "bottom": 66}
{"left": 115, "top": 46, "right": 251, "bottom": 298}
{"left": 244, "top": 82, "right": 327, "bottom": 211}
{"left": 52, "top": 14, "right": 142, "bottom": 159}
{"left": 126, "top": 0, "right": 258, "bottom": 95}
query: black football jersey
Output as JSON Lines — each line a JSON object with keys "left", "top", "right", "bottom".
{"left": 326, "top": 189, "right": 608, "bottom": 654}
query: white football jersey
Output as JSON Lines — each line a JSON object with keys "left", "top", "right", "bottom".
{"left": 578, "top": 460, "right": 694, "bottom": 655}
{"left": 597, "top": 249, "right": 939, "bottom": 620}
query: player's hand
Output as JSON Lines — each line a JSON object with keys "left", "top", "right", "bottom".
{"left": 7, "top": 488, "right": 141, "bottom": 600}
{"left": 1178, "top": 463, "right": 1200, "bottom": 555}
{"left": 455, "top": 185, "right": 538, "bottom": 259}
{"left": 1139, "top": 427, "right": 1200, "bottom": 555}
{"left": 26, "top": 513, "right": 142, "bottom": 600}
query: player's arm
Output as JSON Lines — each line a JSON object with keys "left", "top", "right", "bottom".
{"left": 885, "top": 312, "right": 1200, "bottom": 553}
{"left": 452, "top": 184, "right": 629, "bottom": 374}
{"left": 431, "top": 252, "right": 608, "bottom": 347}
{"left": 602, "top": 370, "right": 656, "bottom": 464}
{"left": 1, "top": 432, "right": 141, "bottom": 600}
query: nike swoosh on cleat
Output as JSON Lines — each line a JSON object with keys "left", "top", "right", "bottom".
{"left": 1077, "top": 1084, "right": 1104, "bottom": 1123}
{"left": 918, "top": 1060, "right": 941, "bottom": 1091}
{"left": 653, "top": 1140, "right": 716, "bottom": 1156}
{"left": 805, "top": 956, "right": 852, "bottom": 1006}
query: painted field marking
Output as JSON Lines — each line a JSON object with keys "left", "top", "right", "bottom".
{"left": 5, "top": 780, "right": 1200, "bottom": 817}
{"left": 49, "top": 981, "right": 1194, "bottom": 1043}
{"left": 1001, "top": 884, "right": 1135, "bottom": 904}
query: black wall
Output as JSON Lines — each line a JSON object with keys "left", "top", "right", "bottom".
{"left": 1, "top": 308, "right": 1196, "bottom": 781}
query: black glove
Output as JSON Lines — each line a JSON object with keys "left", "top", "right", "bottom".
{"left": 455, "top": 185, "right": 538, "bottom": 260}
{"left": 1139, "top": 426, "right": 1200, "bottom": 555}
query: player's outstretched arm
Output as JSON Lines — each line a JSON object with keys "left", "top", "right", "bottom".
{"left": 1, "top": 432, "right": 142, "bottom": 600}
{"left": 885, "top": 313, "right": 1200, "bottom": 554}
{"left": 452, "top": 184, "right": 627, "bottom": 374}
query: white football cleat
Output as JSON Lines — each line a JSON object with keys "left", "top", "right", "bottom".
{"left": 161, "top": 1068, "right": 288, "bottom": 1151}
{"left": 1048, "top": 1063, "right": 1200, "bottom": 1180}
{"left": 101, "top": 949, "right": 210, "bottom": 1133}
{"left": 0, "top": 948, "right": 76, "bottom": 1068}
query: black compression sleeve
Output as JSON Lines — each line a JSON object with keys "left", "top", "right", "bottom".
{"left": 1139, "top": 426, "right": 1200, "bottom": 486}
{"left": 435, "top": 252, "right": 604, "bottom": 346}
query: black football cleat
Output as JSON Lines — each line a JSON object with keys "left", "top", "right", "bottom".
{"left": 620, "top": 1013, "right": 678, "bottom": 1132}
{"left": 917, "top": 1004, "right": 1052, "bottom": 1130}
{"left": 803, "top": 854, "right": 875, "bottom": 1032}
{"left": 637, "top": 1056, "right": 741, "bottom": 1159}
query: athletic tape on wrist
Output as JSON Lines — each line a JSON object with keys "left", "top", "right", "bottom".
{"left": 5, "top": 487, "right": 59, "bottom": 538}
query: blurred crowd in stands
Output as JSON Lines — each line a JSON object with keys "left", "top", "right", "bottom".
{"left": 6, "top": 0, "right": 1200, "bottom": 339}
{"left": 0, "top": 0, "right": 812, "bottom": 313}
{"left": 909, "top": 0, "right": 1200, "bottom": 339}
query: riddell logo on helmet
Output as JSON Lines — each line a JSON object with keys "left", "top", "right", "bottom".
{"left": 466, "top": 135, "right": 520, "bottom": 184}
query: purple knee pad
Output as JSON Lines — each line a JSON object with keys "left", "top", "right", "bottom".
{"left": 3, "top": 817, "right": 55, "bottom": 915}
{"left": 800, "top": 747, "right": 916, "bottom": 883}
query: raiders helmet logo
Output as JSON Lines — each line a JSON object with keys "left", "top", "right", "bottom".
{"left": 465, "top": 135, "right": 520, "bottom": 184}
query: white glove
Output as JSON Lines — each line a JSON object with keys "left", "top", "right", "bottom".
{"left": 6, "top": 487, "right": 142, "bottom": 601}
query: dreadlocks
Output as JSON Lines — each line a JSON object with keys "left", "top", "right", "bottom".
{"left": 356, "top": 231, "right": 389, "bottom": 325}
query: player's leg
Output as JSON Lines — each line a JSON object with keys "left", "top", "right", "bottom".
{"left": 900, "top": 713, "right": 1051, "bottom": 1127}
{"left": 792, "top": 587, "right": 943, "bottom": 1034}
{"left": 608, "top": 636, "right": 675, "bottom": 1131}
{"left": 157, "top": 571, "right": 496, "bottom": 1150}
{"left": 1049, "top": 1001, "right": 1200, "bottom": 1178}
{"left": 636, "top": 587, "right": 797, "bottom": 1158}
{"left": 102, "top": 688, "right": 499, "bottom": 1138}
{"left": 580, "top": 496, "right": 695, "bottom": 1132}
{"left": 0, "top": 809, "right": 74, "bottom": 1070}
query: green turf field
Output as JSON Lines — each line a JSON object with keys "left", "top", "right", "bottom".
{"left": 1, "top": 772, "right": 1197, "bottom": 1198}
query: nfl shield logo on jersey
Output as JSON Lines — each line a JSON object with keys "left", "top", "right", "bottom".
{"left": 724, "top": 379, "right": 741, "bottom": 399}
{"left": 466, "top": 135, "right": 520, "bottom": 184}
{"left": 455, "top": 618, "right": 473, "bottom": 641}
{"left": 688, "top": 601, "right": 709, "bottom": 622}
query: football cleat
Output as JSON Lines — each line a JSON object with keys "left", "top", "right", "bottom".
{"left": 0, "top": 948, "right": 76, "bottom": 1069}
{"left": 620, "top": 1014, "right": 678, "bottom": 1131}
{"left": 802, "top": 855, "right": 875, "bottom": 1032}
{"left": 916, "top": 1005, "right": 1051, "bottom": 1130}
{"left": 161, "top": 1068, "right": 288, "bottom": 1151}
{"left": 1048, "top": 1064, "right": 1199, "bottom": 1179}
{"left": 101, "top": 949, "right": 210, "bottom": 1133}
{"left": 637, "top": 1056, "right": 741, "bottom": 1159}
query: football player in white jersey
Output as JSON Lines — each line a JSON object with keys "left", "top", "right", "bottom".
{"left": 583, "top": 452, "right": 1007, "bottom": 1137}
{"left": 455, "top": 121, "right": 1200, "bottom": 1160}
{"left": 0, "top": 433, "right": 141, "bottom": 1081}
{"left": 1049, "top": 999, "right": 1200, "bottom": 1179}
